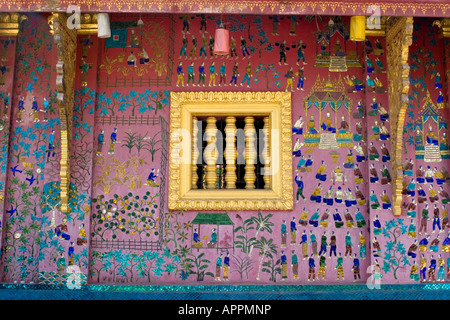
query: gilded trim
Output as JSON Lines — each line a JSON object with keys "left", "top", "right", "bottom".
{"left": 49, "top": 13, "right": 77, "bottom": 214}
{"left": 386, "top": 16, "right": 413, "bottom": 216}
{"left": 169, "top": 91, "right": 293, "bottom": 211}
{"left": 0, "top": 13, "right": 27, "bottom": 36}
{"left": 0, "top": 1, "right": 449, "bottom": 17}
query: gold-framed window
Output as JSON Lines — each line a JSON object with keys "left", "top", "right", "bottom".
{"left": 168, "top": 91, "right": 293, "bottom": 211}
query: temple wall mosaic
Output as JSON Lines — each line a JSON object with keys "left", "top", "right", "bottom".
{"left": 0, "top": 13, "right": 448, "bottom": 286}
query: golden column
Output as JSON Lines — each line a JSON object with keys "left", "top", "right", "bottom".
{"left": 205, "top": 116, "right": 218, "bottom": 189}
{"left": 192, "top": 116, "right": 199, "bottom": 189}
{"left": 48, "top": 13, "right": 77, "bottom": 214}
{"left": 224, "top": 116, "right": 237, "bottom": 189}
{"left": 386, "top": 17, "right": 413, "bottom": 216}
{"left": 244, "top": 116, "right": 257, "bottom": 189}
{"left": 263, "top": 116, "right": 271, "bottom": 189}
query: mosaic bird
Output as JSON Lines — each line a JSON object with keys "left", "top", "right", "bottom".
{"left": 6, "top": 205, "right": 16, "bottom": 218}
{"left": 26, "top": 174, "right": 36, "bottom": 186}
{"left": 11, "top": 165, "right": 22, "bottom": 176}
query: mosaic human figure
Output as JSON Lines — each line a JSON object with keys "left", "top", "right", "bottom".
{"left": 335, "top": 253, "right": 344, "bottom": 280}
{"left": 240, "top": 36, "right": 250, "bottom": 59}
{"left": 47, "top": 130, "right": 55, "bottom": 158}
{"left": 31, "top": 97, "right": 39, "bottom": 122}
{"left": 285, "top": 66, "right": 294, "bottom": 92}
{"left": 189, "top": 35, "right": 197, "bottom": 59}
{"left": 215, "top": 253, "right": 223, "bottom": 281}
{"left": 199, "top": 14, "right": 207, "bottom": 33}
{"left": 176, "top": 62, "right": 184, "bottom": 87}
{"left": 209, "top": 61, "right": 217, "bottom": 86}
{"left": 308, "top": 254, "right": 316, "bottom": 281}
{"left": 358, "top": 231, "right": 366, "bottom": 259}
{"left": 180, "top": 34, "right": 188, "bottom": 59}
{"left": 187, "top": 62, "right": 195, "bottom": 86}
{"left": 97, "top": 129, "right": 105, "bottom": 156}
{"left": 41, "top": 97, "right": 49, "bottom": 122}
{"left": 352, "top": 254, "right": 361, "bottom": 281}
{"left": 291, "top": 250, "right": 299, "bottom": 280}
{"left": 278, "top": 40, "right": 287, "bottom": 65}
{"left": 240, "top": 61, "right": 252, "bottom": 87}
{"left": 208, "top": 228, "right": 217, "bottom": 248}
{"left": 344, "top": 231, "right": 352, "bottom": 257}
{"left": 318, "top": 231, "right": 327, "bottom": 256}
{"left": 299, "top": 230, "right": 308, "bottom": 259}
{"left": 223, "top": 252, "right": 230, "bottom": 281}
{"left": 199, "top": 34, "right": 208, "bottom": 58}
{"left": 281, "top": 250, "right": 288, "bottom": 280}
{"left": 290, "top": 217, "right": 297, "bottom": 245}
{"left": 296, "top": 39, "right": 306, "bottom": 65}
{"left": 198, "top": 62, "right": 206, "bottom": 86}
{"left": 230, "top": 61, "right": 239, "bottom": 86}
{"left": 296, "top": 66, "right": 305, "bottom": 90}
{"left": 16, "top": 96, "right": 24, "bottom": 123}
{"left": 428, "top": 255, "right": 437, "bottom": 281}
{"left": 281, "top": 220, "right": 287, "bottom": 248}
{"left": 329, "top": 231, "right": 337, "bottom": 258}
{"left": 108, "top": 128, "right": 118, "bottom": 155}
{"left": 310, "top": 230, "right": 318, "bottom": 256}
{"left": 218, "top": 62, "right": 226, "bottom": 86}
{"left": 228, "top": 36, "right": 237, "bottom": 59}
{"left": 317, "top": 254, "right": 326, "bottom": 280}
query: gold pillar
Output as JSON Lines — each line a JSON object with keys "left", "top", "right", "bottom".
{"left": 192, "top": 116, "right": 199, "bottom": 189}
{"left": 225, "top": 116, "right": 237, "bottom": 189}
{"left": 263, "top": 116, "right": 271, "bottom": 189}
{"left": 386, "top": 17, "right": 413, "bottom": 216}
{"left": 48, "top": 13, "right": 77, "bottom": 214}
{"left": 205, "top": 116, "right": 218, "bottom": 189}
{"left": 244, "top": 116, "right": 257, "bottom": 189}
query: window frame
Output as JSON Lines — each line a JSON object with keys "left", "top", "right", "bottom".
{"left": 169, "top": 91, "right": 293, "bottom": 211}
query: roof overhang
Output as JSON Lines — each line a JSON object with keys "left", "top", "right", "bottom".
{"left": 2, "top": 0, "right": 449, "bottom": 17}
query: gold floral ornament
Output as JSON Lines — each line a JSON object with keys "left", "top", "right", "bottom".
{"left": 386, "top": 16, "right": 413, "bottom": 216}
{"left": 169, "top": 91, "right": 293, "bottom": 211}
{"left": 0, "top": 13, "right": 27, "bottom": 36}
{"left": 49, "top": 13, "right": 77, "bottom": 214}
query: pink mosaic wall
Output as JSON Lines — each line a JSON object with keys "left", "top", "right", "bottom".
{"left": 0, "top": 13, "right": 448, "bottom": 286}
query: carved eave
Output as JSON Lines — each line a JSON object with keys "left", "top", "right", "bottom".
{"left": 78, "top": 13, "right": 98, "bottom": 35}
{"left": 386, "top": 16, "right": 414, "bottom": 216}
{"left": 432, "top": 18, "right": 450, "bottom": 38}
{"left": 49, "top": 13, "right": 77, "bottom": 214}
{"left": 0, "top": 13, "right": 27, "bottom": 36}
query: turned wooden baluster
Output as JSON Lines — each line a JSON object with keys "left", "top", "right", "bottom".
{"left": 192, "top": 116, "right": 199, "bottom": 189}
{"left": 244, "top": 116, "right": 257, "bottom": 189}
{"left": 225, "top": 116, "right": 237, "bottom": 189}
{"left": 263, "top": 116, "right": 271, "bottom": 189}
{"left": 205, "top": 116, "right": 218, "bottom": 189}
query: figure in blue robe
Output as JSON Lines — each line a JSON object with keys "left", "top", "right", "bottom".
{"left": 305, "top": 155, "right": 313, "bottom": 168}
{"left": 435, "top": 72, "right": 442, "bottom": 89}
{"left": 68, "top": 242, "right": 75, "bottom": 258}
{"left": 371, "top": 192, "right": 380, "bottom": 210}
{"left": 193, "top": 228, "right": 200, "bottom": 244}
{"left": 48, "top": 130, "right": 55, "bottom": 158}
{"left": 333, "top": 210, "right": 344, "bottom": 228}
{"left": 407, "top": 179, "right": 416, "bottom": 197}
{"left": 309, "top": 210, "right": 320, "bottom": 227}
{"left": 373, "top": 215, "right": 382, "bottom": 234}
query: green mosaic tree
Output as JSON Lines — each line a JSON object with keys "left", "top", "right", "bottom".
{"left": 381, "top": 218, "right": 410, "bottom": 280}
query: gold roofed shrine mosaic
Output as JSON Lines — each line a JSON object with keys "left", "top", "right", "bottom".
{"left": 0, "top": 8, "right": 448, "bottom": 288}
